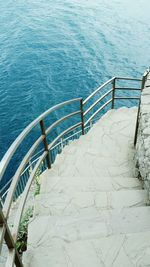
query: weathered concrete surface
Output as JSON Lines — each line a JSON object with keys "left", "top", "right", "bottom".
{"left": 135, "top": 75, "right": 150, "bottom": 192}
{"left": 23, "top": 107, "right": 150, "bottom": 267}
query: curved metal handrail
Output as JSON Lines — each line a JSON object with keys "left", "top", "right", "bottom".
{"left": 2, "top": 135, "right": 44, "bottom": 218}
{"left": 84, "top": 99, "right": 113, "bottom": 127}
{"left": 5, "top": 152, "right": 48, "bottom": 267}
{"left": 0, "top": 98, "right": 82, "bottom": 180}
{"left": 48, "top": 122, "right": 82, "bottom": 150}
{"left": 83, "top": 76, "right": 141, "bottom": 127}
{"left": 83, "top": 77, "right": 115, "bottom": 105}
{"left": 46, "top": 110, "right": 81, "bottom": 135}
{"left": 83, "top": 88, "right": 113, "bottom": 117}
{"left": 115, "top": 77, "right": 142, "bottom": 81}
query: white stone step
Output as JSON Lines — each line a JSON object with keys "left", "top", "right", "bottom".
{"left": 24, "top": 230, "right": 150, "bottom": 267}
{"left": 54, "top": 151, "right": 136, "bottom": 178}
{"left": 53, "top": 154, "right": 136, "bottom": 179}
{"left": 26, "top": 206, "right": 150, "bottom": 250}
{"left": 40, "top": 173, "right": 142, "bottom": 194}
{"left": 34, "top": 189, "right": 147, "bottom": 217}
{"left": 56, "top": 130, "right": 134, "bottom": 163}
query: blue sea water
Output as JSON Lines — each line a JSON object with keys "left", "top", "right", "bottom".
{"left": 0, "top": 0, "right": 150, "bottom": 185}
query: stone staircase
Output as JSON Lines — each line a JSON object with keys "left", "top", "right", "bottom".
{"left": 23, "top": 107, "right": 150, "bottom": 267}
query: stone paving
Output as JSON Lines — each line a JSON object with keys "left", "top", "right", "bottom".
{"left": 23, "top": 107, "right": 150, "bottom": 267}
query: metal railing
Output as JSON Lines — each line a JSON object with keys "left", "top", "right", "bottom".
{"left": 0, "top": 76, "right": 142, "bottom": 267}
{"left": 83, "top": 76, "right": 141, "bottom": 128}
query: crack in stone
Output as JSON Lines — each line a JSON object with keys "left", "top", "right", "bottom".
{"left": 112, "top": 236, "right": 126, "bottom": 266}
{"left": 63, "top": 246, "right": 76, "bottom": 267}
{"left": 91, "top": 241, "right": 106, "bottom": 267}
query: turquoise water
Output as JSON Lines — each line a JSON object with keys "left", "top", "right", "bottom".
{"left": 0, "top": 0, "right": 150, "bottom": 184}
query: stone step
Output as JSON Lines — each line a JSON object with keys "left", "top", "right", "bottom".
{"left": 26, "top": 206, "right": 150, "bottom": 249}
{"left": 24, "top": 230, "right": 150, "bottom": 267}
{"left": 47, "top": 157, "right": 137, "bottom": 178}
{"left": 34, "top": 189, "right": 147, "bottom": 217}
{"left": 56, "top": 130, "right": 134, "bottom": 161}
{"left": 40, "top": 172, "right": 143, "bottom": 194}
{"left": 52, "top": 142, "right": 136, "bottom": 178}
{"left": 53, "top": 152, "right": 136, "bottom": 178}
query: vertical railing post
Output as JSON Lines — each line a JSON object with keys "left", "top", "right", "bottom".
{"left": 111, "top": 78, "right": 116, "bottom": 109}
{"left": 29, "top": 158, "right": 33, "bottom": 173}
{"left": 134, "top": 100, "right": 141, "bottom": 147}
{"left": 141, "top": 74, "right": 146, "bottom": 92}
{"left": 80, "top": 99, "right": 85, "bottom": 135}
{"left": 40, "top": 120, "right": 51, "bottom": 169}
{"left": 60, "top": 138, "right": 64, "bottom": 152}
{"left": 90, "top": 120, "right": 93, "bottom": 129}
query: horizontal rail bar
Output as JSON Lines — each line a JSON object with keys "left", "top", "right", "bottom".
{"left": 0, "top": 179, "right": 12, "bottom": 195}
{"left": 29, "top": 147, "right": 44, "bottom": 161}
{"left": 1, "top": 191, "right": 8, "bottom": 202}
{"left": 50, "top": 123, "right": 92, "bottom": 147}
{"left": 46, "top": 110, "right": 81, "bottom": 136}
{"left": 48, "top": 122, "right": 82, "bottom": 150}
{"left": 83, "top": 77, "right": 115, "bottom": 105}
{"left": 115, "top": 77, "right": 142, "bottom": 81}
{"left": 0, "top": 98, "right": 82, "bottom": 180}
{"left": 84, "top": 99, "right": 112, "bottom": 127}
{"left": 60, "top": 128, "right": 85, "bottom": 142}
{"left": 0, "top": 152, "right": 44, "bottom": 202}
{"left": 3, "top": 135, "right": 44, "bottom": 218}
{"left": 4, "top": 152, "right": 47, "bottom": 267}
{"left": 115, "top": 87, "right": 141, "bottom": 91}
{"left": 1, "top": 189, "right": 10, "bottom": 202}
{"left": 49, "top": 126, "right": 89, "bottom": 150}
{"left": 83, "top": 89, "right": 113, "bottom": 117}
{"left": 12, "top": 152, "right": 47, "bottom": 243}
{"left": 114, "top": 97, "right": 140, "bottom": 100}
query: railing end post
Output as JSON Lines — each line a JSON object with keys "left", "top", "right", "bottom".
{"left": 112, "top": 77, "right": 116, "bottom": 109}
{"left": 47, "top": 154, "right": 51, "bottom": 169}
{"left": 40, "top": 120, "right": 51, "bottom": 169}
{"left": 80, "top": 99, "right": 85, "bottom": 135}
